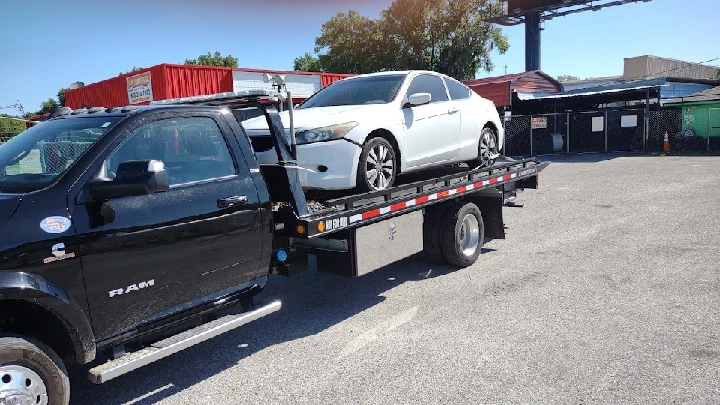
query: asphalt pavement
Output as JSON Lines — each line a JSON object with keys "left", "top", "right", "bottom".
{"left": 69, "top": 153, "right": 720, "bottom": 404}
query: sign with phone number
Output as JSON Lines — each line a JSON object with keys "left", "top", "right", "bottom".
{"left": 127, "top": 71, "right": 153, "bottom": 105}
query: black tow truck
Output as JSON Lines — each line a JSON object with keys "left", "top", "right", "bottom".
{"left": 0, "top": 90, "right": 547, "bottom": 404}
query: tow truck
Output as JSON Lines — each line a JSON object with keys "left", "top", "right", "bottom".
{"left": 0, "top": 90, "right": 547, "bottom": 404}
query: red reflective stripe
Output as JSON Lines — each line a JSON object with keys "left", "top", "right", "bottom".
{"left": 362, "top": 209, "right": 381, "bottom": 220}
{"left": 390, "top": 202, "right": 406, "bottom": 211}
{"left": 437, "top": 190, "right": 450, "bottom": 198}
{"left": 456, "top": 185, "right": 467, "bottom": 193}
{"left": 416, "top": 195, "right": 429, "bottom": 204}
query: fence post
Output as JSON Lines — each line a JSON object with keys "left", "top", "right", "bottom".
{"left": 566, "top": 113, "right": 570, "bottom": 154}
{"left": 604, "top": 110, "right": 608, "bottom": 153}
{"left": 529, "top": 116, "right": 533, "bottom": 156}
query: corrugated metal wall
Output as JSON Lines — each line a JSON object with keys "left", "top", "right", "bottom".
{"left": 624, "top": 56, "right": 718, "bottom": 81}
{"left": 65, "top": 64, "right": 354, "bottom": 110}
{"left": 156, "top": 64, "right": 234, "bottom": 100}
{"left": 321, "top": 73, "right": 355, "bottom": 87}
{"left": 466, "top": 82, "right": 511, "bottom": 107}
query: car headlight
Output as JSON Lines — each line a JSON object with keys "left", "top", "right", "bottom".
{"left": 295, "top": 122, "right": 358, "bottom": 145}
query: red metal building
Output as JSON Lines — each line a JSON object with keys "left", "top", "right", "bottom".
{"left": 463, "top": 70, "right": 562, "bottom": 109}
{"left": 65, "top": 63, "right": 355, "bottom": 110}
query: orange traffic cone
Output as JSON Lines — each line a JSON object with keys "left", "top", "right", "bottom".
{"left": 663, "top": 131, "right": 671, "bottom": 153}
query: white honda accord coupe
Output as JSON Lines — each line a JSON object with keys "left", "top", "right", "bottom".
{"left": 242, "top": 70, "right": 504, "bottom": 192}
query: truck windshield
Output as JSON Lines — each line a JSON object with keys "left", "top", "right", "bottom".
{"left": 299, "top": 74, "right": 407, "bottom": 109}
{"left": 0, "top": 117, "right": 121, "bottom": 193}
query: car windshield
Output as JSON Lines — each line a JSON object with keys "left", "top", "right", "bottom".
{"left": 299, "top": 74, "right": 407, "bottom": 109}
{"left": 0, "top": 117, "right": 121, "bottom": 193}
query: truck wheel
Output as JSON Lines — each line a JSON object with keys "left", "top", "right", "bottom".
{"left": 422, "top": 205, "right": 449, "bottom": 265}
{"left": 0, "top": 336, "right": 70, "bottom": 405}
{"left": 439, "top": 202, "right": 485, "bottom": 267}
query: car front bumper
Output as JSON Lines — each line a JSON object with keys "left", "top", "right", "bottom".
{"left": 254, "top": 138, "right": 362, "bottom": 190}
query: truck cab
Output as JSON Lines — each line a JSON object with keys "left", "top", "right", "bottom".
{"left": 0, "top": 101, "right": 282, "bottom": 404}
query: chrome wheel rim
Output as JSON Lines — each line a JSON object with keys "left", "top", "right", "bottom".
{"left": 365, "top": 144, "right": 394, "bottom": 190}
{"left": 0, "top": 365, "right": 48, "bottom": 405}
{"left": 459, "top": 214, "right": 480, "bottom": 257}
{"left": 479, "top": 131, "right": 496, "bottom": 163}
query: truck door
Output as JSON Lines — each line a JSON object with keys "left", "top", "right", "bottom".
{"left": 71, "top": 112, "right": 264, "bottom": 341}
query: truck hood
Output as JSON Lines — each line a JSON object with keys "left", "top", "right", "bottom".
{"left": 0, "top": 193, "right": 22, "bottom": 221}
{"left": 241, "top": 104, "right": 381, "bottom": 135}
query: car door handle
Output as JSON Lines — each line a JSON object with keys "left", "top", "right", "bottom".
{"left": 448, "top": 108, "right": 459, "bottom": 114}
{"left": 217, "top": 195, "right": 248, "bottom": 208}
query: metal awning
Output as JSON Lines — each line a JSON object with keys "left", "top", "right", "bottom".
{"left": 516, "top": 85, "right": 661, "bottom": 101}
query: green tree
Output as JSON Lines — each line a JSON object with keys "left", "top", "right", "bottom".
{"left": 557, "top": 75, "right": 580, "bottom": 82}
{"left": 715, "top": 69, "right": 720, "bottom": 79}
{"left": 57, "top": 88, "right": 68, "bottom": 107}
{"left": 38, "top": 98, "right": 59, "bottom": 115}
{"left": 184, "top": 51, "right": 239, "bottom": 68}
{"left": 298, "top": 0, "right": 509, "bottom": 80}
{"left": 119, "top": 67, "right": 144, "bottom": 76}
{"left": 293, "top": 52, "right": 322, "bottom": 72}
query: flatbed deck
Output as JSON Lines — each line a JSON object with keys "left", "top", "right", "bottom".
{"left": 286, "top": 157, "right": 547, "bottom": 239}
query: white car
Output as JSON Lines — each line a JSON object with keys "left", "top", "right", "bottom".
{"left": 242, "top": 70, "right": 504, "bottom": 192}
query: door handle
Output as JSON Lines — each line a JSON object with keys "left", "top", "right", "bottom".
{"left": 448, "top": 108, "right": 459, "bottom": 114}
{"left": 217, "top": 195, "right": 248, "bottom": 208}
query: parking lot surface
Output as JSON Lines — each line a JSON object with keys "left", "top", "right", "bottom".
{"left": 70, "top": 154, "right": 720, "bottom": 404}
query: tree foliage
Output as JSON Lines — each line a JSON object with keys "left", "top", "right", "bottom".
{"left": 293, "top": 52, "right": 322, "bottom": 72}
{"left": 119, "top": 67, "right": 144, "bottom": 76}
{"left": 557, "top": 75, "right": 581, "bottom": 82}
{"left": 57, "top": 88, "right": 68, "bottom": 107}
{"left": 299, "top": 0, "right": 509, "bottom": 80}
{"left": 38, "top": 98, "right": 59, "bottom": 115}
{"left": 715, "top": 69, "right": 720, "bottom": 79}
{"left": 184, "top": 51, "right": 239, "bottom": 68}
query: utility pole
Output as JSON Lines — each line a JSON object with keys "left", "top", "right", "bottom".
{"left": 504, "top": 64, "right": 508, "bottom": 75}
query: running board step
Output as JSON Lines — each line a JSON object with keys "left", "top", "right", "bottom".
{"left": 88, "top": 301, "right": 282, "bottom": 384}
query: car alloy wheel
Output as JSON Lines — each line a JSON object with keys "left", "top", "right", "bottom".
{"left": 357, "top": 137, "right": 397, "bottom": 192}
{"left": 478, "top": 127, "right": 498, "bottom": 166}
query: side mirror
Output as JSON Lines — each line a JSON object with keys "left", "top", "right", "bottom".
{"left": 85, "top": 160, "right": 170, "bottom": 201}
{"left": 406, "top": 92, "right": 432, "bottom": 107}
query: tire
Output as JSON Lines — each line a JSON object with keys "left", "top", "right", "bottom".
{"left": 439, "top": 202, "right": 485, "bottom": 267}
{"left": 356, "top": 137, "right": 397, "bottom": 192}
{"left": 422, "top": 204, "right": 449, "bottom": 265}
{"left": 0, "top": 335, "right": 70, "bottom": 405}
{"left": 471, "top": 127, "right": 498, "bottom": 168}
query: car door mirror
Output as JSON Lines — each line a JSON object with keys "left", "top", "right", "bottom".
{"left": 406, "top": 92, "right": 432, "bottom": 107}
{"left": 85, "top": 160, "right": 170, "bottom": 202}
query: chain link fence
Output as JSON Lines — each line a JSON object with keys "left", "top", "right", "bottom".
{"left": 502, "top": 107, "right": 720, "bottom": 156}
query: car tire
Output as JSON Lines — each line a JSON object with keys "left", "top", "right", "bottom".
{"left": 356, "top": 137, "right": 397, "bottom": 192}
{"left": 422, "top": 204, "right": 449, "bottom": 265}
{"left": 471, "top": 127, "right": 498, "bottom": 168}
{"left": 0, "top": 335, "right": 70, "bottom": 405}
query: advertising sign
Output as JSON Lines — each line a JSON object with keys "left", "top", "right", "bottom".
{"left": 127, "top": 71, "right": 153, "bottom": 105}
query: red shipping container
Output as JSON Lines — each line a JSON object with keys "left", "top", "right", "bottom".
{"left": 65, "top": 64, "right": 355, "bottom": 110}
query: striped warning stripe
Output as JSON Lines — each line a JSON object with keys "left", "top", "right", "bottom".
{"left": 348, "top": 168, "right": 535, "bottom": 224}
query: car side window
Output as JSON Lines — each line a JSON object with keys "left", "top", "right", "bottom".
{"left": 103, "top": 116, "right": 236, "bottom": 186}
{"left": 444, "top": 77, "right": 471, "bottom": 100}
{"left": 406, "top": 74, "right": 449, "bottom": 104}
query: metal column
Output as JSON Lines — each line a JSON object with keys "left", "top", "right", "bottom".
{"left": 644, "top": 89, "right": 650, "bottom": 150}
{"left": 604, "top": 110, "right": 609, "bottom": 152}
{"left": 525, "top": 11, "right": 542, "bottom": 71}
{"left": 566, "top": 113, "right": 570, "bottom": 154}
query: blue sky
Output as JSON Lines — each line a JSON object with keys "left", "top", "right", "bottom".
{"left": 1, "top": 0, "right": 718, "bottom": 114}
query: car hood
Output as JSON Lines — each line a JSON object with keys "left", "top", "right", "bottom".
{"left": 0, "top": 193, "right": 22, "bottom": 221}
{"left": 241, "top": 104, "right": 383, "bottom": 134}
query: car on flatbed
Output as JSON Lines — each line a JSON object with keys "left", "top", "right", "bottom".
{"left": 241, "top": 70, "right": 505, "bottom": 192}
{"left": 0, "top": 91, "right": 545, "bottom": 404}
